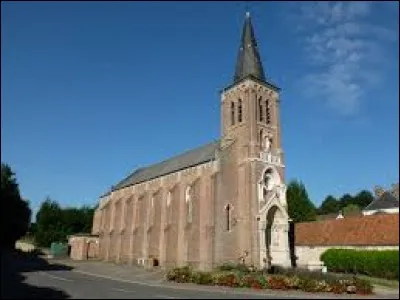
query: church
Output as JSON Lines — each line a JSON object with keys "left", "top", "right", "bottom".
{"left": 91, "top": 12, "right": 292, "bottom": 271}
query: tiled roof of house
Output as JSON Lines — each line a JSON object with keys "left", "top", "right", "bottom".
{"left": 363, "top": 191, "right": 399, "bottom": 211}
{"left": 295, "top": 214, "right": 399, "bottom": 246}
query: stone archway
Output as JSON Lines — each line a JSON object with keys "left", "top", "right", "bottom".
{"left": 257, "top": 166, "right": 291, "bottom": 269}
{"left": 266, "top": 205, "right": 291, "bottom": 268}
{"left": 258, "top": 204, "right": 291, "bottom": 269}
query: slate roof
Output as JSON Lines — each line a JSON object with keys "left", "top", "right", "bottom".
{"left": 233, "top": 12, "right": 266, "bottom": 83}
{"left": 109, "top": 140, "right": 220, "bottom": 192}
{"left": 295, "top": 214, "right": 399, "bottom": 246}
{"left": 363, "top": 191, "right": 399, "bottom": 211}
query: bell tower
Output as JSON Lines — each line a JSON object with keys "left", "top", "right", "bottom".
{"left": 221, "top": 12, "right": 285, "bottom": 180}
{"left": 217, "top": 11, "right": 291, "bottom": 269}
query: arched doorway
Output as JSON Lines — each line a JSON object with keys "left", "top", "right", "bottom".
{"left": 265, "top": 205, "right": 289, "bottom": 268}
{"left": 258, "top": 166, "right": 291, "bottom": 269}
{"left": 258, "top": 204, "right": 291, "bottom": 269}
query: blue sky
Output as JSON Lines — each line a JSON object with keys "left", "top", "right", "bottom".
{"left": 1, "top": 1, "right": 398, "bottom": 220}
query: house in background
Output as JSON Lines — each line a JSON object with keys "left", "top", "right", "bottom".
{"left": 362, "top": 184, "right": 399, "bottom": 216}
{"left": 294, "top": 213, "right": 399, "bottom": 270}
{"left": 316, "top": 183, "right": 399, "bottom": 221}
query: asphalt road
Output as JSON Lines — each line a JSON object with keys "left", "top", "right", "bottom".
{"left": 2, "top": 250, "right": 397, "bottom": 299}
{"left": 0, "top": 250, "right": 315, "bottom": 299}
{"left": 7, "top": 266, "right": 308, "bottom": 299}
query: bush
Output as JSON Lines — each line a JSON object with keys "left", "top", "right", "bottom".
{"left": 239, "top": 274, "right": 264, "bottom": 288}
{"left": 298, "top": 278, "right": 320, "bottom": 293}
{"left": 330, "top": 281, "right": 347, "bottom": 294}
{"left": 211, "top": 271, "right": 241, "bottom": 287}
{"left": 216, "top": 263, "right": 236, "bottom": 271}
{"left": 166, "top": 266, "right": 192, "bottom": 283}
{"left": 283, "top": 276, "right": 301, "bottom": 289}
{"left": 354, "top": 277, "right": 373, "bottom": 295}
{"left": 267, "top": 275, "right": 288, "bottom": 290}
{"left": 216, "top": 263, "right": 251, "bottom": 274}
{"left": 190, "top": 271, "right": 213, "bottom": 285}
{"left": 321, "top": 249, "right": 399, "bottom": 280}
{"left": 166, "top": 266, "right": 374, "bottom": 295}
{"left": 256, "top": 275, "right": 269, "bottom": 289}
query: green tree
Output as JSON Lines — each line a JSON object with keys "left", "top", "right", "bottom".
{"left": 1, "top": 163, "right": 31, "bottom": 248}
{"left": 352, "top": 190, "right": 374, "bottom": 209}
{"left": 34, "top": 198, "right": 95, "bottom": 247}
{"left": 342, "top": 203, "right": 362, "bottom": 217}
{"left": 61, "top": 206, "right": 94, "bottom": 235}
{"left": 339, "top": 193, "right": 354, "bottom": 209}
{"left": 318, "top": 195, "right": 340, "bottom": 215}
{"left": 35, "top": 198, "right": 66, "bottom": 247}
{"left": 29, "top": 223, "right": 37, "bottom": 235}
{"left": 286, "top": 180, "right": 317, "bottom": 223}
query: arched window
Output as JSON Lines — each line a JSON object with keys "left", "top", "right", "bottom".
{"left": 231, "top": 102, "right": 235, "bottom": 126}
{"left": 266, "top": 99, "right": 271, "bottom": 124}
{"left": 259, "top": 129, "right": 264, "bottom": 147}
{"left": 225, "top": 204, "right": 232, "bottom": 231}
{"left": 258, "top": 97, "right": 263, "bottom": 122}
{"left": 185, "top": 186, "right": 193, "bottom": 224}
{"left": 238, "top": 99, "right": 243, "bottom": 123}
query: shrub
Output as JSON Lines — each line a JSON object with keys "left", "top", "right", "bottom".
{"left": 257, "top": 274, "right": 269, "bottom": 289}
{"left": 298, "top": 278, "right": 319, "bottom": 293}
{"left": 321, "top": 249, "right": 399, "bottom": 280}
{"left": 283, "top": 276, "right": 301, "bottom": 289}
{"left": 267, "top": 275, "right": 288, "bottom": 290}
{"left": 239, "top": 274, "right": 263, "bottom": 288}
{"left": 216, "top": 263, "right": 236, "bottom": 271}
{"left": 216, "top": 263, "right": 251, "bottom": 274}
{"left": 190, "top": 271, "right": 213, "bottom": 285}
{"left": 354, "top": 277, "right": 373, "bottom": 295}
{"left": 330, "top": 281, "right": 347, "bottom": 294}
{"left": 165, "top": 265, "right": 373, "bottom": 295}
{"left": 212, "top": 271, "right": 240, "bottom": 287}
{"left": 166, "top": 266, "right": 192, "bottom": 283}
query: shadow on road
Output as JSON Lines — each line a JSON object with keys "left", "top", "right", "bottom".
{"left": 1, "top": 248, "right": 72, "bottom": 299}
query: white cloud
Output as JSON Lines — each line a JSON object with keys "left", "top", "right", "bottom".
{"left": 288, "top": 1, "right": 398, "bottom": 115}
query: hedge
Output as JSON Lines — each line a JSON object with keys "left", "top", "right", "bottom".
{"left": 320, "top": 249, "right": 399, "bottom": 280}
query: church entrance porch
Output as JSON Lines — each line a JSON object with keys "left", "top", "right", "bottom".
{"left": 257, "top": 167, "right": 291, "bottom": 269}
{"left": 258, "top": 204, "right": 291, "bottom": 269}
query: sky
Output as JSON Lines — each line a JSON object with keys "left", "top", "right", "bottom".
{"left": 1, "top": 1, "right": 399, "bottom": 220}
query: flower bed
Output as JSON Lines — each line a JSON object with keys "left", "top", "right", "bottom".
{"left": 166, "top": 265, "right": 373, "bottom": 295}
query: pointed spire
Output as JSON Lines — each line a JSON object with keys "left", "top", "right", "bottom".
{"left": 233, "top": 12, "right": 266, "bottom": 83}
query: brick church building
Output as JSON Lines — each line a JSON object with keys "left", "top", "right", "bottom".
{"left": 91, "top": 12, "right": 292, "bottom": 271}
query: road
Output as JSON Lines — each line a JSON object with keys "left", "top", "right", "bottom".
{"left": 0, "top": 250, "right": 302, "bottom": 299}
{"left": 20, "top": 268, "right": 296, "bottom": 299}
{"left": 1, "top": 250, "right": 397, "bottom": 299}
